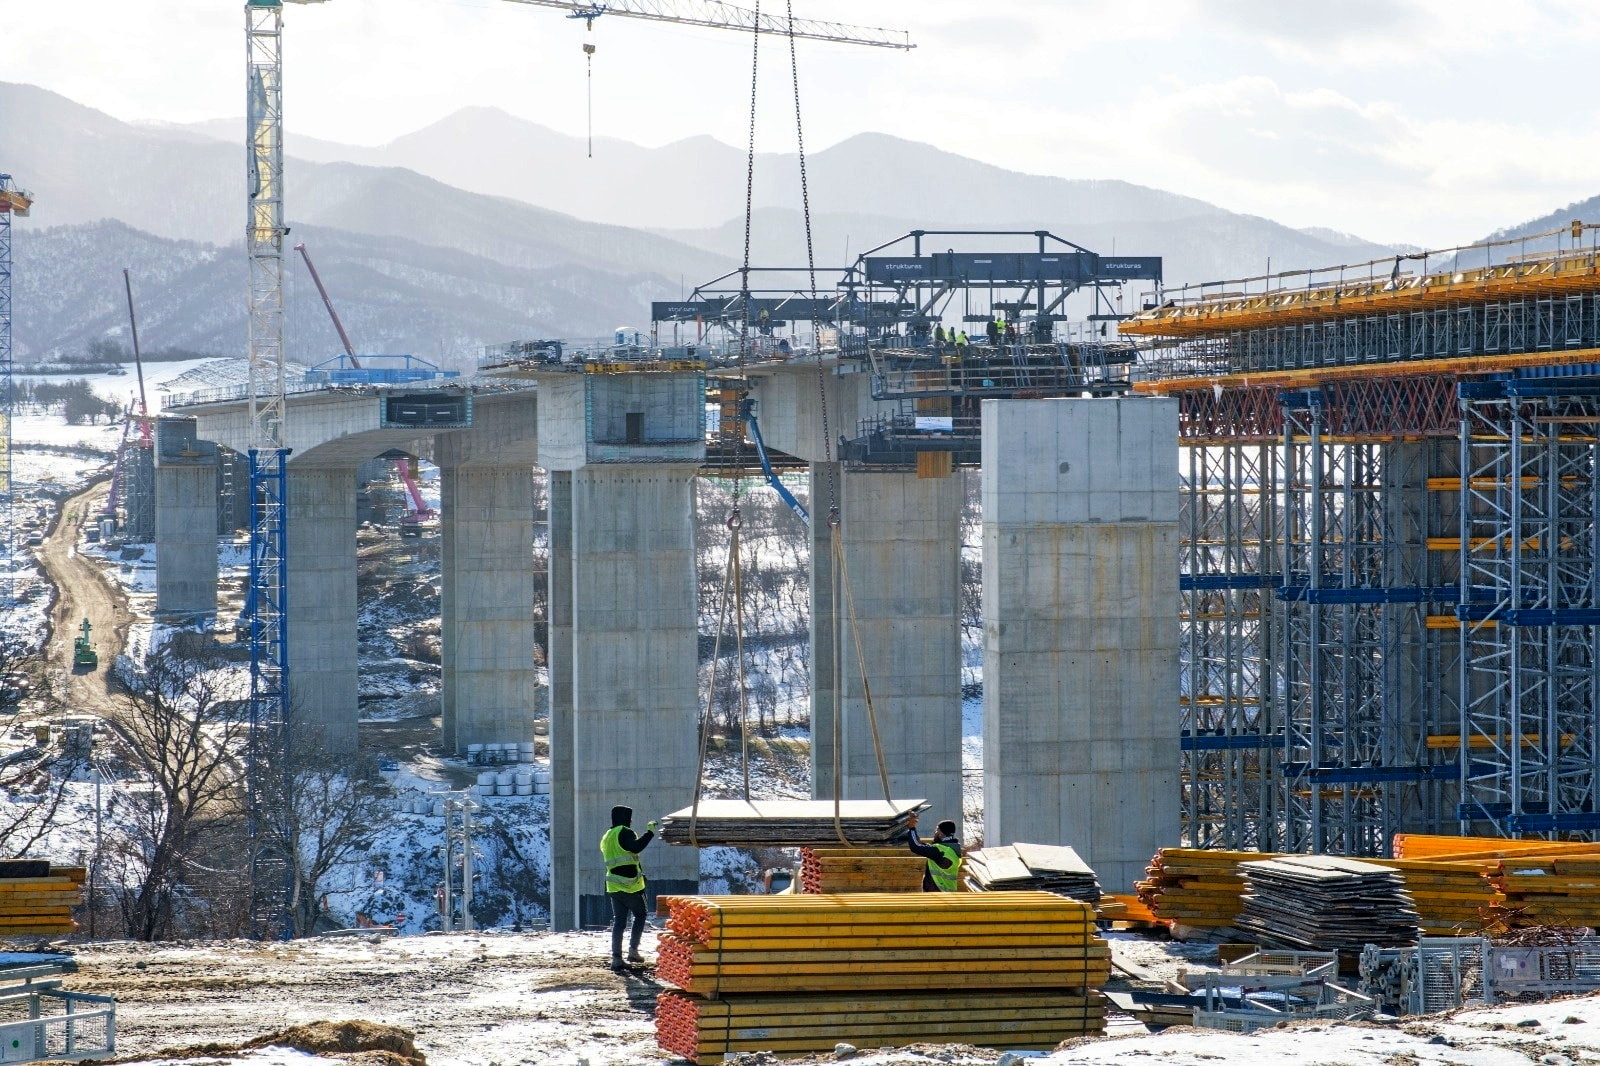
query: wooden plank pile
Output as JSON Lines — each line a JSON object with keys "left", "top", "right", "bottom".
{"left": 798, "top": 847, "right": 925, "bottom": 894}
{"left": 1136, "top": 848, "right": 1259, "bottom": 931}
{"left": 653, "top": 892, "right": 1109, "bottom": 1061}
{"left": 657, "top": 989, "right": 1104, "bottom": 1062}
{"left": 1236, "top": 856, "right": 1418, "bottom": 952}
{"left": 1364, "top": 858, "right": 1505, "bottom": 936}
{"left": 0, "top": 860, "right": 84, "bottom": 937}
{"left": 964, "top": 843, "right": 1102, "bottom": 903}
{"left": 657, "top": 799, "right": 927, "bottom": 847}
{"left": 1496, "top": 855, "right": 1600, "bottom": 928}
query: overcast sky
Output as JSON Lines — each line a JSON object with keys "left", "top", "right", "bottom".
{"left": 5, "top": 0, "right": 1594, "bottom": 247}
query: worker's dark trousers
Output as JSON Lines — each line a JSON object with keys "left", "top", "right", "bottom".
{"left": 609, "top": 889, "right": 647, "bottom": 960}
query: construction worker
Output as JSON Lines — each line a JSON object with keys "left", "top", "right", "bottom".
{"left": 902, "top": 813, "right": 962, "bottom": 892}
{"left": 601, "top": 804, "right": 656, "bottom": 971}
{"left": 987, "top": 316, "right": 1002, "bottom": 348}
{"left": 956, "top": 330, "right": 970, "bottom": 356}
{"left": 934, "top": 324, "right": 946, "bottom": 352}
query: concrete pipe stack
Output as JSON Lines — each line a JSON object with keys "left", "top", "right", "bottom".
{"left": 475, "top": 771, "right": 497, "bottom": 797}
{"left": 653, "top": 891, "right": 1109, "bottom": 1061}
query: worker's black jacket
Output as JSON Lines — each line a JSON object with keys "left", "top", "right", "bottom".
{"left": 609, "top": 825, "right": 654, "bottom": 881}
{"left": 904, "top": 830, "right": 960, "bottom": 892}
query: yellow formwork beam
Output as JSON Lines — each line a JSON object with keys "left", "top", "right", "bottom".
{"left": 1134, "top": 346, "right": 1600, "bottom": 394}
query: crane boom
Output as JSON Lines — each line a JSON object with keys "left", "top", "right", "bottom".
{"left": 500, "top": 0, "right": 914, "bottom": 49}
{"left": 293, "top": 241, "right": 360, "bottom": 366}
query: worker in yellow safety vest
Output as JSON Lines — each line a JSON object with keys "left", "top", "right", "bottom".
{"left": 902, "top": 812, "right": 962, "bottom": 892}
{"left": 601, "top": 804, "right": 657, "bottom": 971}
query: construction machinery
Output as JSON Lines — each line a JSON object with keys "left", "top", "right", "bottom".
{"left": 395, "top": 459, "right": 437, "bottom": 537}
{"left": 72, "top": 619, "right": 97, "bottom": 671}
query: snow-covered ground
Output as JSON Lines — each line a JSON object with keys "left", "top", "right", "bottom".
{"left": 47, "top": 930, "right": 1600, "bottom": 1066}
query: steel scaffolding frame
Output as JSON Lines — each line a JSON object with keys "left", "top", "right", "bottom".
{"left": 1457, "top": 374, "right": 1600, "bottom": 835}
{"left": 1179, "top": 439, "right": 1280, "bottom": 849}
{"left": 1275, "top": 394, "right": 1451, "bottom": 855}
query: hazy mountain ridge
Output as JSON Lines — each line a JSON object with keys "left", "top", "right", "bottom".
{"left": 0, "top": 80, "right": 1518, "bottom": 363}
{"left": 13, "top": 220, "right": 678, "bottom": 366}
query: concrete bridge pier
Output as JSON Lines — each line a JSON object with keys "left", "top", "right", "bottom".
{"left": 153, "top": 417, "right": 218, "bottom": 621}
{"left": 287, "top": 464, "right": 359, "bottom": 755}
{"left": 810, "top": 463, "right": 964, "bottom": 823}
{"left": 981, "top": 397, "right": 1180, "bottom": 894}
{"left": 560, "top": 464, "right": 701, "bottom": 927}
{"left": 438, "top": 461, "right": 539, "bottom": 752}
{"left": 535, "top": 369, "right": 706, "bottom": 929}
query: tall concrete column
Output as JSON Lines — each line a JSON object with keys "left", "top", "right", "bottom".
{"left": 154, "top": 466, "right": 218, "bottom": 619}
{"left": 154, "top": 418, "right": 218, "bottom": 620}
{"left": 569, "top": 465, "right": 700, "bottom": 926}
{"left": 808, "top": 461, "right": 840, "bottom": 801}
{"left": 287, "top": 465, "right": 358, "bottom": 755}
{"left": 547, "top": 470, "right": 577, "bottom": 931}
{"left": 439, "top": 463, "right": 538, "bottom": 751}
{"left": 982, "top": 397, "right": 1180, "bottom": 894}
{"left": 811, "top": 467, "right": 963, "bottom": 822}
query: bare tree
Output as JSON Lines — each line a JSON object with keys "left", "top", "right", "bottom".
{"left": 256, "top": 747, "right": 392, "bottom": 937}
{"left": 110, "top": 648, "right": 250, "bottom": 940}
{"left": 0, "top": 631, "right": 84, "bottom": 855}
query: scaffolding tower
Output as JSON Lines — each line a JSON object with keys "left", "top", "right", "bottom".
{"left": 1128, "top": 224, "right": 1600, "bottom": 850}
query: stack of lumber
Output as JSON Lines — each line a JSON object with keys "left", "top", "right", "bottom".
{"left": 964, "top": 843, "right": 1102, "bottom": 903}
{"left": 798, "top": 847, "right": 925, "bottom": 894}
{"left": 654, "top": 892, "right": 1108, "bottom": 1061}
{"left": 1364, "top": 857, "right": 1505, "bottom": 935}
{"left": 657, "top": 799, "right": 927, "bottom": 847}
{"left": 0, "top": 860, "right": 83, "bottom": 937}
{"left": 1394, "top": 833, "right": 1600, "bottom": 862}
{"left": 1136, "top": 848, "right": 1264, "bottom": 930}
{"left": 1496, "top": 854, "right": 1600, "bottom": 928}
{"left": 1100, "top": 893, "right": 1161, "bottom": 927}
{"left": 656, "top": 989, "right": 1105, "bottom": 1062}
{"left": 1237, "top": 855, "right": 1418, "bottom": 952}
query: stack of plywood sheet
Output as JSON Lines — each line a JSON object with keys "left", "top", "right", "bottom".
{"left": 657, "top": 799, "right": 927, "bottom": 847}
{"left": 653, "top": 892, "right": 1108, "bottom": 1061}
{"left": 798, "top": 847, "right": 925, "bottom": 894}
{"left": 1136, "top": 848, "right": 1265, "bottom": 931}
{"left": 965, "top": 843, "right": 1102, "bottom": 903}
{"left": 0, "top": 861, "right": 83, "bottom": 937}
{"left": 1237, "top": 856, "right": 1418, "bottom": 952}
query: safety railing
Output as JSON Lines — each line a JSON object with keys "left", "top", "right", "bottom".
{"left": 0, "top": 988, "right": 115, "bottom": 1063}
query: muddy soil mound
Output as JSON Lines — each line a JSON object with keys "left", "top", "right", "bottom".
{"left": 247, "top": 1021, "right": 427, "bottom": 1066}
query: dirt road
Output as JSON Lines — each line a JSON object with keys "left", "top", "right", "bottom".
{"left": 36, "top": 479, "right": 132, "bottom": 714}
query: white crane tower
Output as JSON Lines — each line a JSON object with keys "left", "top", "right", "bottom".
{"left": 241, "top": 0, "right": 912, "bottom": 936}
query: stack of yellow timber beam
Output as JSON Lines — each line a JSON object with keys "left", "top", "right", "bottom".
{"left": 1136, "top": 848, "right": 1266, "bottom": 932}
{"left": 798, "top": 847, "right": 925, "bottom": 894}
{"left": 0, "top": 863, "right": 84, "bottom": 936}
{"left": 1363, "top": 858, "right": 1506, "bottom": 935}
{"left": 654, "top": 892, "right": 1108, "bottom": 1061}
{"left": 1393, "top": 834, "right": 1600, "bottom": 862}
{"left": 657, "top": 989, "right": 1104, "bottom": 1062}
{"left": 1495, "top": 854, "right": 1600, "bottom": 928}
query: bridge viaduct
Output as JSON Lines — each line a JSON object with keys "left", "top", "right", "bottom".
{"left": 163, "top": 364, "right": 1178, "bottom": 926}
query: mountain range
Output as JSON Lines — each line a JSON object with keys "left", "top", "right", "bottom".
{"left": 0, "top": 80, "right": 1546, "bottom": 366}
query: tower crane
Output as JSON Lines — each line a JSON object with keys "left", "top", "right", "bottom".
{"left": 0, "top": 176, "right": 31, "bottom": 601}
{"left": 242, "top": 0, "right": 912, "bottom": 936}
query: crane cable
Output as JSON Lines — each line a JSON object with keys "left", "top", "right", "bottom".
{"left": 689, "top": 1, "right": 764, "bottom": 848}
{"left": 780, "top": 2, "right": 895, "bottom": 845}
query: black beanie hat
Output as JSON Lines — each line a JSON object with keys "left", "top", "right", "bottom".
{"left": 612, "top": 804, "right": 633, "bottom": 826}
{"left": 937, "top": 819, "right": 957, "bottom": 837}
